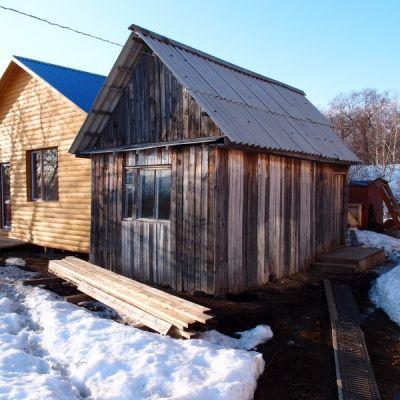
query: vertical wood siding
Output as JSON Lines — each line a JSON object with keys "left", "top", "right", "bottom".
{"left": 91, "top": 145, "right": 348, "bottom": 295}
{"left": 95, "top": 54, "right": 222, "bottom": 149}
{"left": 0, "top": 67, "right": 91, "bottom": 252}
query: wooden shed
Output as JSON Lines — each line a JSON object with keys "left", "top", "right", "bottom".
{"left": 71, "top": 25, "right": 359, "bottom": 295}
{"left": 349, "top": 179, "right": 384, "bottom": 229}
{"left": 0, "top": 57, "right": 105, "bottom": 252}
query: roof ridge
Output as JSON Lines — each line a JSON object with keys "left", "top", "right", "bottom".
{"left": 13, "top": 55, "right": 106, "bottom": 79}
{"left": 129, "top": 24, "right": 305, "bottom": 96}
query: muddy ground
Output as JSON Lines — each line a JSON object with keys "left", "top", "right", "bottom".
{"left": 1, "top": 246, "right": 399, "bottom": 400}
{"left": 199, "top": 271, "right": 400, "bottom": 400}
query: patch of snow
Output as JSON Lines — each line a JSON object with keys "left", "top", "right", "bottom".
{"left": 370, "top": 264, "right": 400, "bottom": 327}
{"left": 199, "top": 325, "right": 273, "bottom": 350}
{"left": 4, "top": 257, "right": 26, "bottom": 267}
{"left": 0, "top": 262, "right": 270, "bottom": 400}
{"left": 355, "top": 229, "right": 400, "bottom": 327}
{"left": 355, "top": 229, "right": 400, "bottom": 260}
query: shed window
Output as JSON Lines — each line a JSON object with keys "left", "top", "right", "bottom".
{"left": 29, "top": 148, "right": 58, "bottom": 201}
{"left": 123, "top": 167, "right": 171, "bottom": 221}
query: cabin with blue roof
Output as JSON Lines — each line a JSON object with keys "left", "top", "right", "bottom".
{"left": 0, "top": 56, "right": 105, "bottom": 252}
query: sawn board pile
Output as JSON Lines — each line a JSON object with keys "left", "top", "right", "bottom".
{"left": 49, "top": 257, "right": 214, "bottom": 338}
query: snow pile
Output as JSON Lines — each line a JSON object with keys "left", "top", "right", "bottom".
{"left": 350, "top": 164, "right": 400, "bottom": 201}
{"left": 0, "top": 285, "right": 80, "bottom": 399}
{"left": 199, "top": 325, "right": 273, "bottom": 350}
{"left": 356, "top": 229, "right": 400, "bottom": 328}
{"left": 356, "top": 229, "right": 400, "bottom": 260}
{"left": 0, "top": 264, "right": 271, "bottom": 400}
{"left": 370, "top": 264, "right": 400, "bottom": 327}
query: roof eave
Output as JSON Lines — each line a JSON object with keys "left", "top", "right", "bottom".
{"left": 69, "top": 32, "right": 144, "bottom": 154}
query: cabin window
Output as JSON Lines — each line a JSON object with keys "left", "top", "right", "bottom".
{"left": 123, "top": 166, "right": 171, "bottom": 221}
{"left": 28, "top": 148, "right": 58, "bottom": 201}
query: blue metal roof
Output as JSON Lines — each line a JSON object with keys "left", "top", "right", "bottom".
{"left": 14, "top": 56, "right": 106, "bottom": 113}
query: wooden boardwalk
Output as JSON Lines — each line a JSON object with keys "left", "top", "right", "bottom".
{"left": 49, "top": 257, "right": 214, "bottom": 338}
{"left": 0, "top": 236, "right": 27, "bottom": 250}
{"left": 324, "top": 280, "right": 381, "bottom": 400}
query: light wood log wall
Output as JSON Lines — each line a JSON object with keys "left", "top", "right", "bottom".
{"left": 0, "top": 66, "right": 90, "bottom": 252}
{"left": 91, "top": 145, "right": 349, "bottom": 295}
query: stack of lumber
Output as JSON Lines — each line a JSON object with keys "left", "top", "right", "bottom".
{"left": 49, "top": 257, "right": 214, "bottom": 338}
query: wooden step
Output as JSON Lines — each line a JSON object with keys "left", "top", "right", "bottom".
{"left": 311, "top": 261, "right": 358, "bottom": 274}
{"left": 316, "top": 246, "right": 385, "bottom": 271}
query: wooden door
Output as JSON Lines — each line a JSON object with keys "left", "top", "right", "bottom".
{"left": 1, "top": 164, "right": 11, "bottom": 229}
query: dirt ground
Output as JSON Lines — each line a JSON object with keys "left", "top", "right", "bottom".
{"left": 198, "top": 271, "right": 400, "bottom": 400}
{"left": 1, "top": 246, "right": 399, "bottom": 400}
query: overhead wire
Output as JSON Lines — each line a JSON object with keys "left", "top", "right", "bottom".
{"left": 0, "top": 4, "right": 124, "bottom": 47}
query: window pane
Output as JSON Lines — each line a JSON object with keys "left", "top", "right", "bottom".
{"left": 125, "top": 169, "right": 134, "bottom": 185}
{"left": 2, "top": 165, "right": 10, "bottom": 201}
{"left": 31, "top": 151, "right": 41, "bottom": 200}
{"left": 157, "top": 169, "right": 171, "bottom": 220}
{"left": 124, "top": 185, "right": 134, "bottom": 218}
{"left": 2, "top": 165, "right": 11, "bottom": 228}
{"left": 140, "top": 170, "right": 155, "bottom": 218}
{"left": 42, "top": 148, "right": 58, "bottom": 200}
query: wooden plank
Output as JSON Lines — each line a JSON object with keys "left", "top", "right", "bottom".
{"left": 78, "top": 282, "right": 172, "bottom": 334}
{"left": 51, "top": 257, "right": 211, "bottom": 314}
{"left": 50, "top": 260, "right": 194, "bottom": 329}
{"left": 0, "top": 237, "right": 27, "bottom": 249}
{"left": 200, "top": 145, "right": 209, "bottom": 293}
{"left": 59, "top": 257, "right": 213, "bottom": 319}
{"left": 23, "top": 276, "right": 64, "bottom": 287}
{"left": 227, "top": 150, "right": 244, "bottom": 293}
{"left": 64, "top": 293, "right": 93, "bottom": 304}
{"left": 194, "top": 146, "right": 202, "bottom": 292}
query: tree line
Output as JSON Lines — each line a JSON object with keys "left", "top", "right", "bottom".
{"left": 325, "top": 89, "right": 400, "bottom": 173}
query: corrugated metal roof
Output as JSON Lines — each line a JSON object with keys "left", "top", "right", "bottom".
{"left": 14, "top": 56, "right": 106, "bottom": 113}
{"left": 133, "top": 26, "right": 359, "bottom": 163}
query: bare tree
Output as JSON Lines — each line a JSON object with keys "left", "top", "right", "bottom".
{"left": 326, "top": 89, "right": 400, "bottom": 179}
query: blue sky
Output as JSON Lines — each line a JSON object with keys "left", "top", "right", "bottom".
{"left": 0, "top": 0, "right": 398, "bottom": 109}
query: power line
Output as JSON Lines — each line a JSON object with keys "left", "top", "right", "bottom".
{"left": 0, "top": 5, "right": 124, "bottom": 47}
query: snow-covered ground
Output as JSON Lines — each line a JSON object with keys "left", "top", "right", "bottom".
{"left": 356, "top": 229, "right": 400, "bottom": 328}
{"left": 0, "top": 258, "right": 272, "bottom": 400}
{"left": 356, "top": 229, "right": 400, "bottom": 260}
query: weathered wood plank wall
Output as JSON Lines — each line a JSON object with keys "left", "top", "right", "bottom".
{"left": 95, "top": 53, "right": 223, "bottom": 149}
{"left": 0, "top": 65, "right": 91, "bottom": 252}
{"left": 91, "top": 145, "right": 348, "bottom": 295}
